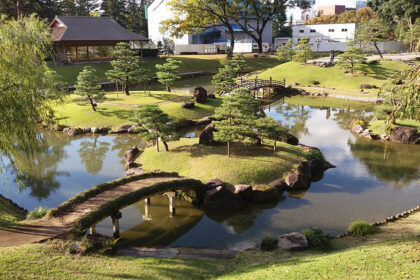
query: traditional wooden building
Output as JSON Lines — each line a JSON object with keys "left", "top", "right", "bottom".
{"left": 50, "top": 16, "right": 149, "bottom": 63}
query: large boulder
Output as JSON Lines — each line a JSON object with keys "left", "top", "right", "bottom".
{"left": 307, "top": 158, "right": 325, "bottom": 181}
{"left": 194, "top": 87, "right": 208, "bottom": 103}
{"left": 297, "top": 161, "right": 312, "bottom": 181}
{"left": 199, "top": 124, "right": 218, "bottom": 145}
{"left": 195, "top": 116, "right": 213, "bottom": 126}
{"left": 206, "top": 178, "right": 224, "bottom": 189}
{"left": 277, "top": 232, "right": 308, "bottom": 251}
{"left": 203, "top": 186, "right": 244, "bottom": 212}
{"left": 286, "top": 134, "right": 299, "bottom": 145}
{"left": 234, "top": 184, "right": 253, "bottom": 202}
{"left": 126, "top": 168, "right": 144, "bottom": 177}
{"left": 268, "top": 179, "right": 287, "bottom": 191}
{"left": 181, "top": 101, "right": 195, "bottom": 109}
{"left": 67, "top": 128, "right": 81, "bottom": 136}
{"left": 124, "top": 146, "right": 140, "bottom": 164}
{"left": 82, "top": 127, "right": 91, "bottom": 133}
{"left": 251, "top": 185, "right": 282, "bottom": 203}
{"left": 285, "top": 172, "right": 310, "bottom": 190}
{"left": 208, "top": 93, "right": 216, "bottom": 99}
{"left": 390, "top": 126, "right": 420, "bottom": 144}
{"left": 351, "top": 124, "right": 364, "bottom": 134}
{"left": 116, "top": 125, "right": 132, "bottom": 133}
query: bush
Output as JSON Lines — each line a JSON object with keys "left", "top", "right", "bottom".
{"left": 348, "top": 221, "right": 377, "bottom": 236}
{"left": 27, "top": 206, "right": 48, "bottom": 219}
{"left": 374, "top": 104, "right": 393, "bottom": 120}
{"left": 260, "top": 235, "right": 278, "bottom": 251}
{"left": 311, "top": 80, "right": 320, "bottom": 86}
{"left": 305, "top": 149, "right": 325, "bottom": 163}
{"left": 352, "top": 119, "right": 366, "bottom": 127}
{"left": 360, "top": 84, "right": 372, "bottom": 89}
{"left": 367, "top": 60, "right": 379, "bottom": 65}
{"left": 302, "top": 227, "right": 331, "bottom": 250}
{"left": 388, "top": 50, "right": 397, "bottom": 54}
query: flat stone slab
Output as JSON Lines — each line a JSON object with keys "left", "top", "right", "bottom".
{"left": 116, "top": 247, "right": 239, "bottom": 259}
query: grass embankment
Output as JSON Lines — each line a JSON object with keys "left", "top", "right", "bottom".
{"left": 53, "top": 54, "right": 279, "bottom": 85}
{"left": 284, "top": 96, "right": 375, "bottom": 110}
{"left": 0, "top": 195, "right": 26, "bottom": 228}
{"left": 257, "top": 61, "right": 410, "bottom": 95}
{"left": 368, "top": 119, "right": 420, "bottom": 135}
{"left": 138, "top": 138, "right": 306, "bottom": 186}
{"left": 0, "top": 212, "right": 419, "bottom": 279}
{"left": 54, "top": 92, "right": 222, "bottom": 129}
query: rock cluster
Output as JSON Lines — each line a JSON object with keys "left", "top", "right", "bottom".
{"left": 181, "top": 101, "right": 195, "bottom": 109}
{"left": 350, "top": 122, "right": 379, "bottom": 140}
{"left": 277, "top": 232, "right": 308, "bottom": 250}
{"left": 123, "top": 146, "right": 143, "bottom": 176}
{"left": 194, "top": 87, "right": 208, "bottom": 103}
{"left": 199, "top": 124, "right": 218, "bottom": 145}
{"left": 312, "top": 61, "right": 335, "bottom": 68}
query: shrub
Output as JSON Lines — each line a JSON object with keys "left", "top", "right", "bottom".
{"left": 360, "top": 84, "right": 372, "bottom": 89}
{"left": 348, "top": 221, "right": 377, "bottom": 236}
{"left": 305, "top": 149, "right": 325, "bottom": 163}
{"left": 302, "top": 227, "right": 331, "bottom": 250}
{"left": 374, "top": 104, "right": 393, "bottom": 120}
{"left": 311, "top": 80, "right": 320, "bottom": 86}
{"left": 260, "top": 235, "right": 278, "bottom": 251}
{"left": 27, "top": 206, "right": 48, "bottom": 219}
{"left": 388, "top": 50, "right": 396, "bottom": 54}
{"left": 352, "top": 119, "right": 366, "bottom": 127}
{"left": 367, "top": 60, "right": 379, "bottom": 65}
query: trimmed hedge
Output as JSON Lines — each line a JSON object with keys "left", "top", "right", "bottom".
{"left": 72, "top": 178, "right": 205, "bottom": 235}
{"left": 47, "top": 172, "right": 179, "bottom": 218}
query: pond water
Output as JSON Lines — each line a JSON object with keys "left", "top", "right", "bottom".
{"left": 1, "top": 98, "right": 419, "bottom": 250}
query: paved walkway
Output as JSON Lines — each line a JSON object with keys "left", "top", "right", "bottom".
{"left": 309, "top": 52, "right": 419, "bottom": 63}
{"left": 0, "top": 177, "right": 179, "bottom": 247}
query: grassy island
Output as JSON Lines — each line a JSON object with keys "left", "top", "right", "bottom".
{"left": 368, "top": 119, "right": 420, "bottom": 135}
{"left": 0, "top": 195, "right": 26, "bottom": 228}
{"left": 138, "top": 138, "right": 306, "bottom": 185}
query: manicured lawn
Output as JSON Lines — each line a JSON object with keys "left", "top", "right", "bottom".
{"left": 284, "top": 96, "right": 375, "bottom": 110}
{"left": 256, "top": 61, "right": 410, "bottom": 94}
{"left": 54, "top": 92, "right": 222, "bottom": 129}
{"left": 53, "top": 54, "right": 280, "bottom": 85}
{"left": 138, "top": 138, "right": 306, "bottom": 185}
{"left": 0, "top": 195, "right": 26, "bottom": 228}
{"left": 368, "top": 119, "right": 420, "bottom": 135}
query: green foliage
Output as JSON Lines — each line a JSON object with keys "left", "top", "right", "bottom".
{"left": 337, "top": 47, "right": 367, "bottom": 74}
{"left": 74, "top": 66, "right": 105, "bottom": 111}
{"left": 0, "top": 15, "right": 63, "bottom": 172}
{"left": 229, "top": 53, "right": 247, "bottom": 76}
{"left": 355, "top": 19, "right": 390, "bottom": 58}
{"left": 305, "top": 7, "right": 375, "bottom": 24}
{"left": 348, "top": 221, "right": 377, "bottom": 236}
{"left": 260, "top": 236, "right": 278, "bottom": 251}
{"left": 106, "top": 42, "right": 146, "bottom": 96}
{"left": 276, "top": 39, "right": 295, "bottom": 63}
{"left": 352, "top": 119, "right": 367, "bottom": 127}
{"left": 156, "top": 58, "right": 182, "bottom": 92}
{"left": 211, "top": 64, "right": 237, "bottom": 94}
{"left": 256, "top": 117, "right": 289, "bottom": 150}
{"left": 213, "top": 88, "right": 265, "bottom": 156}
{"left": 302, "top": 227, "right": 331, "bottom": 250}
{"left": 395, "top": 18, "right": 420, "bottom": 52}
{"left": 305, "top": 149, "right": 326, "bottom": 163}
{"left": 27, "top": 206, "right": 48, "bottom": 220}
{"left": 374, "top": 104, "right": 393, "bottom": 120}
{"left": 293, "top": 38, "right": 313, "bottom": 64}
{"left": 134, "top": 104, "right": 179, "bottom": 152}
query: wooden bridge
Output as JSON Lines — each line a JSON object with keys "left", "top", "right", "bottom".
{"left": 220, "top": 77, "right": 286, "bottom": 96}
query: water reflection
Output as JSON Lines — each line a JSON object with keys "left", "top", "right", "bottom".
{"left": 78, "top": 137, "right": 110, "bottom": 174}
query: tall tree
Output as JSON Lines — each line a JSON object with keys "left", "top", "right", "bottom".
{"left": 211, "top": 64, "right": 237, "bottom": 94}
{"left": 162, "top": 0, "right": 238, "bottom": 57}
{"left": 355, "top": 18, "right": 390, "bottom": 59}
{"left": 232, "top": 0, "right": 313, "bottom": 53}
{"left": 156, "top": 58, "right": 182, "bottom": 92}
{"left": 106, "top": 42, "right": 146, "bottom": 96}
{"left": 0, "top": 0, "right": 60, "bottom": 20}
{"left": 273, "top": 8, "right": 291, "bottom": 38}
{"left": 135, "top": 104, "right": 179, "bottom": 152}
{"left": 0, "top": 15, "right": 62, "bottom": 171}
{"left": 74, "top": 66, "right": 106, "bottom": 111}
{"left": 337, "top": 47, "right": 367, "bottom": 74}
{"left": 213, "top": 88, "right": 265, "bottom": 157}
{"left": 229, "top": 53, "right": 247, "bottom": 76}
{"left": 293, "top": 37, "right": 312, "bottom": 63}
{"left": 276, "top": 38, "right": 295, "bottom": 62}
{"left": 60, "top": 0, "right": 99, "bottom": 16}
{"left": 256, "top": 117, "right": 289, "bottom": 151}
{"left": 101, "top": 0, "right": 128, "bottom": 27}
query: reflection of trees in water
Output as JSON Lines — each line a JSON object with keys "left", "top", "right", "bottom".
{"left": 78, "top": 137, "right": 110, "bottom": 175}
{"left": 275, "top": 103, "right": 311, "bottom": 136}
{"left": 349, "top": 137, "right": 420, "bottom": 187}
{"left": 111, "top": 135, "right": 145, "bottom": 165}
{"left": 332, "top": 108, "right": 372, "bottom": 130}
{"left": 11, "top": 131, "right": 70, "bottom": 200}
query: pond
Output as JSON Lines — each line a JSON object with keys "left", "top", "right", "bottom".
{"left": 1, "top": 97, "right": 419, "bottom": 250}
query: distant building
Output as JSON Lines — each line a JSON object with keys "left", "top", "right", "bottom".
{"left": 316, "top": 5, "right": 346, "bottom": 16}
{"left": 356, "top": 1, "right": 367, "bottom": 10}
{"left": 50, "top": 16, "right": 148, "bottom": 63}
{"left": 147, "top": 0, "right": 273, "bottom": 54}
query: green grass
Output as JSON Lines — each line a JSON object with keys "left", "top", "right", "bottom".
{"left": 0, "top": 236, "right": 418, "bottom": 279}
{"left": 257, "top": 61, "right": 410, "bottom": 94}
{"left": 26, "top": 207, "right": 48, "bottom": 220}
{"left": 53, "top": 54, "right": 280, "bottom": 85}
{"left": 0, "top": 195, "right": 26, "bottom": 228}
{"left": 368, "top": 120, "right": 420, "bottom": 135}
{"left": 54, "top": 92, "right": 222, "bottom": 129}
{"left": 348, "top": 221, "right": 377, "bottom": 236}
{"left": 284, "top": 96, "right": 375, "bottom": 110}
{"left": 138, "top": 138, "right": 306, "bottom": 185}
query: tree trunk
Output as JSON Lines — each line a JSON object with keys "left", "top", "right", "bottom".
{"left": 89, "top": 98, "right": 96, "bottom": 112}
{"left": 227, "top": 141, "right": 231, "bottom": 157}
{"left": 228, "top": 30, "right": 235, "bottom": 58}
{"left": 16, "top": 0, "right": 23, "bottom": 17}
{"left": 256, "top": 38, "right": 263, "bottom": 53}
{"left": 156, "top": 137, "right": 160, "bottom": 152}
{"left": 373, "top": 41, "right": 383, "bottom": 59}
{"left": 162, "top": 141, "right": 169, "bottom": 151}
{"left": 166, "top": 83, "right": 171, "bottom": 92}
{"left": 124, "top": 84, "right": 130, "bottom": 96}
{"left": 273, "top": 140, "right": 276, "bottom": 151}
{"left": 350, "top": 62, "right": 354, "bottom": 74}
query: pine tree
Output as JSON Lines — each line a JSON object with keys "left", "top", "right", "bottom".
{"left": 101, "top": 0, "right": 128, "bottom": 27}
{"left": 355, "top": 19, "right": 389, "bottom": 59}
{"left": 213, "top": 88, "right": 265, "bottom": 157}
{"left": 106, "top": 42, "right": 145, "bottom": 96}
{"left": 337, "top": 47, "right": 367, "bottom": 74}
{"left": 256, "top": 117, "right": 289, "bottom": 151}
{"left": 134, "top": 104, "right": 179, "bottom": 152}
{"left": 293, "top": 38, "right": 312, "bottom": 64}
{"left": 229, "top": 53, "right": 247, "bottom": 77}
{"left": 211, "top": 64, "right": 236, "bottom": 95}
{"left": 276, "top": 38, "right": 295, "bottom": 63}
{"left": 155, "top": 58, "right": 182, "bottom": 92}
{"left": 74, "top": 66, "right": 105, "bottom": 111}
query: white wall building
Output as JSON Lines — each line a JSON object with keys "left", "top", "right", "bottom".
{"left": 148, "top": 0, "right": 273, "bottom": 54}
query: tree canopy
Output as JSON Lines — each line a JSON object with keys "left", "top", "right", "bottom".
{"left": 156, "top": 58, "right": 182, "bottom": 92}
{"left": 337, "top": 47, "right": 367, "bottom": 74}
{"left": 74, "top": 66, "right": 106, "bottom": 111}
{"left": 0, "top": 15, "right": 62, "bottom": 170}
{"left": 355, "top": 18, "right": 390, "bottom": 59}
{"left": 304, "top": 7, "right": 375, "bottom": 24}
{"left": 293, "top": 38, "right": 312, "bottom": 64}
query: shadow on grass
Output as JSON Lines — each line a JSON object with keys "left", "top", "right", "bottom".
{"left": 359, "top": 63, "right": 401, "bottom": 81}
